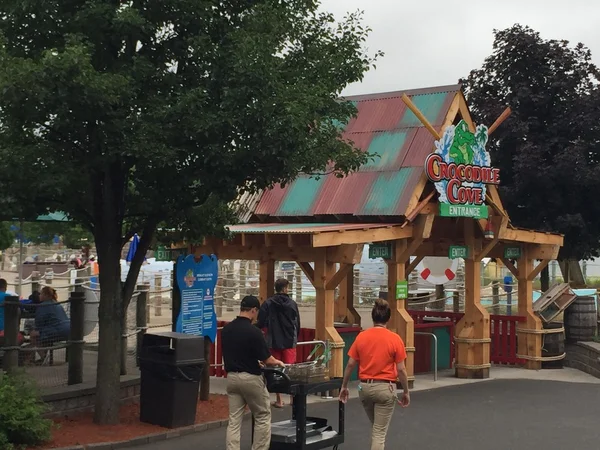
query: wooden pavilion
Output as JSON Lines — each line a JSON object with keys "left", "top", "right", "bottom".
{"left": 192, "top": 84, "right": 563, "bottom": 384}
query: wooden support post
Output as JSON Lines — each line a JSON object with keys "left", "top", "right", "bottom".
{"left": 336, "top": 265, "right": 360, "bottom": 325}
{"left": 455, "top": 221, "right": 491, "bottom": 379}
{"left": 314, "top": 256, "right": 344, "bottom": 379}
{"left": 259, "top": 259, "right": 275, "bottom": 304}
{"left": 68, "top": 291, "right": 85, "bottom": 385}
{"left": 517, "top": 247, "right": 542, "bottom": 369}
{"left": 387, "top": 240, "right": 415, "bottom": 388}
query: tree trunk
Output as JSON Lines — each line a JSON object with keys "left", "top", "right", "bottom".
{"left": 540, "top": 265, "right": 550, "bottom": 292}
{"left": 559, "top": 259, "right": 586, "bottom": 288}
{"left": 94, "top": 236, "right": 124, "bottom": 425}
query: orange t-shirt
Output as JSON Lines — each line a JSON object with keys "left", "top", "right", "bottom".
{"left": 348, "top": 327, "right": 407, "bottom": 381}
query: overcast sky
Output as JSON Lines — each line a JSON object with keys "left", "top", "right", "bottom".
{"left": 320, "top": 0, "right": 600, "bottom": 96}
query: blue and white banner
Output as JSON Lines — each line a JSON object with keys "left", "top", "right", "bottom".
{"left": 175, "top": 254, "right": 218, "bottom": 343}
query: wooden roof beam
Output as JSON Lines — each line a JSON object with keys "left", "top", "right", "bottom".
{"left": 498, "top": 228, "right": 563, "bottom": 246}
{"left": 311, "top": 225, "right": 413, "bottom": 247}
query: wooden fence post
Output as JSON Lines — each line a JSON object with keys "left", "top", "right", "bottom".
{"left": 453, "top": 291, "right": 460, "bottom": 313}
{"left": 238, "top": 261, "right": 247, "bottom": 301}
{"left": 68, "top": 291, "right": 85, "bottom": 385}
{"left": 136, "top": 284, "right": 149, "bottom": 367}
{"left": 353, "top": 268, "right": 361, "bottom": 305}
{"left": 199, "top": 338, "right": 211, "bottom": 401}
{"left": 294, "top": 266, "right": 303, "bottom": 302}
{"left": 2, "top": 297, "right": 20, "bottom": 372}
{"left": 31, "top": 271, "right": 41, "bottom": 295}
{"left": 154, "top": 274, "right": 162, "bottom": 317}
{"left": 492, "top": 280, "right": 500, "bottom": 315}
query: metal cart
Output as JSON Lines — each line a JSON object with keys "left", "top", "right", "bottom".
{"left": 252, "top": 367, "right": 344, "bottom": 450}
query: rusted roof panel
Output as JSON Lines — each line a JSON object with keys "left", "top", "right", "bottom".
{"left": 398, "top": 92, "right": 450, "bottom": 128}
{"left": 312, "top": 172, "right": 379, "bottom": 215}
{"left": 347, "top": 96, "right": 408, "bottom": 133}
{"left": 359, "top": 168, "right": 417, "bottom": 216}
{"left": 228, "top": 223, "right": 400, "bottom": 234}
{"left": 275, "top": 175, "right": 326, "bottom": 216}
{"left": 360, "top": 130, "right": 410, "bottom": 172}
{"left": 401, "top": 127, "right": 437, "bottom": 167}
{"left": 254, "top": 183, "right": 287, "bottom": 216}
{"left": 240, "top": 84, "right": 462, "bottom": 221}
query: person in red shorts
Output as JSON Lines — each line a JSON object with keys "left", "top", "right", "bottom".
{"left": 257, "top": 278, "right": 300, "bottom": 408}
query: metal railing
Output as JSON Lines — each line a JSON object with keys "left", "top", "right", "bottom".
{"left": 414, "top": 331, "right": 438, "bottom": 382}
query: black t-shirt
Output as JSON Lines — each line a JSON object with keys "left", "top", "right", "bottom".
{"left": 222, "top": 316, "right": 271, "bottom": 375}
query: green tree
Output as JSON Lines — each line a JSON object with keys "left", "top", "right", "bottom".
{"left": 0, "top": 223, "right": 14, "bottom": 253}
{"left": 462, "top": 25, "right": 600, "bottom": 286}
{"left": 0, "top": 0, "right": 379, "bottom": 423}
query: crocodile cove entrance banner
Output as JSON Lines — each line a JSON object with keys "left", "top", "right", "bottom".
{"left": 425, "top": 120, "right": 499, "bottom": 219}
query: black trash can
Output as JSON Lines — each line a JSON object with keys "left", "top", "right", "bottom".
{"left": 139, "top": 332, "right": 205, "bottom": 428}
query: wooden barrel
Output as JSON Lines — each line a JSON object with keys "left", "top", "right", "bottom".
{"left": 541, "top": 322, "right": 565, "bottom": 369}
{"left": 565, "top": 296, "right": 597, "bottom": 343}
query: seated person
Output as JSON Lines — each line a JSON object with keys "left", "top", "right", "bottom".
{"left": 0, "top": 278, "right": 25, "bottom": 347}
{"left": 29, "top": 286, "right": 70, "bottom": 363}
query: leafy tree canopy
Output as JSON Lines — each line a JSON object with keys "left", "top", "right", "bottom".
{"left": 0, "top": 0, "right": 380, "bottom": 423}
{"left": 462, "top": 24, "right": 600, "bottom": 260}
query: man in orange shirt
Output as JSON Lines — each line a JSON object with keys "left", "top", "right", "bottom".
{"left": 339, "top": 299, "right": 410, "bottom": 450}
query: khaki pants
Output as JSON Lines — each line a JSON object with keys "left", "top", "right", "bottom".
{"left": 358, "top": 382, "right": 396, "bottom": 450}
{"left": 226, "top": 372, "right": 271, "bottom": 450}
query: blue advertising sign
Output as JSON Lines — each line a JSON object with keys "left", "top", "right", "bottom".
{"left": 175, "top": 254, "right": 219, "bottom": 343}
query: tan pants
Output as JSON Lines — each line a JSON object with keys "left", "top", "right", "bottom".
{"left": 226, "top": 372, "right": 271, "bottom": 450}
{"left": 358, "top": 382, "right": 396, "bottom": 450}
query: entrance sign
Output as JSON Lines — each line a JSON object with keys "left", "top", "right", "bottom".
{"left": 396, "top": 281, "right": 408, "bottom": 300}
{"left": 504, "top": 247, "right": 522, "bottom": 259}
{"left": 425, "top": 120, "right": 500, "bottom": 219}
{"left": 369, "top": 242, "right": 393, "bottom": 260}
{"left": 175, "top": 254, "right": 219, "bottom": 342}
{"left": 449, "top": 245, "right": 468, "bottom": 260}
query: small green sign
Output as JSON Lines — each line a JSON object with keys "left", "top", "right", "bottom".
{"left": 449, "top": 245, "right": 469, "bottom": 260}
{"left": 439, "top": 203, "right": 488, "bottom": 219}
{"left": 504, "top": 247, "right": 521, "bottom": 259}
{"left": 156, "top": 245, "right": 187, "bottom": 262}
{"left": 369, "top": 242, "right": 393, "bottom": 260}
{"left": 396, "top": 281, "right": 408, "bottom": 300}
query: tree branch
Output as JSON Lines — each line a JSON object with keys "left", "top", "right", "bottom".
{"left": 121, "top": 219, "right": 158, "bottom": 312}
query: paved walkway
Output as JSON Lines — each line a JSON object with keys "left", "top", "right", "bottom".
{"left": 136, "top": 367, "right": 600, "bottom": 450}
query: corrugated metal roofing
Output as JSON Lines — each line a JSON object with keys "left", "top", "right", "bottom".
{"left": 228, "top": 223, "right": 400, "bottom": 234}
{"left": 249, "top": 84, "right": 461, "bottom": 221}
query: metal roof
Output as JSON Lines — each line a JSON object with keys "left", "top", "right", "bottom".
{"left": 227, "top": 223, "right": 400, "bottom": 234}
{"left": 246, "top": 84, "right": 461, "bottom": 221}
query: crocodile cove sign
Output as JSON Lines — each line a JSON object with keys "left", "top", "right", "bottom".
{"left": 425, "top": 120, "right": 500, "bottom": 219}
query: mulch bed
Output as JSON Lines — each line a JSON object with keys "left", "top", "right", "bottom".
{"left": 35, "top": 394, "right": 229, "bottom": 449}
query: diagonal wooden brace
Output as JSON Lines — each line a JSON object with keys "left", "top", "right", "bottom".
{"left": 326, "top": 263, "right": 354, "bottom": 290}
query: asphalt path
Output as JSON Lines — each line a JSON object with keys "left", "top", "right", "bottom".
{"left": 138, "top": 379, "right": 600, "bottom": 450}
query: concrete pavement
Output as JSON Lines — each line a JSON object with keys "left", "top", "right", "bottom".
{"left": 134, "top": 367, "right": 600, "bottom": 450}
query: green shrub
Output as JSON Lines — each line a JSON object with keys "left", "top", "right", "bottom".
{"left": 0, "top": 371, "right": 52, "bottom": 449}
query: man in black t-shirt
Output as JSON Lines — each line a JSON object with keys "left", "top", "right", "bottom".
{"left": 222, "top": 295, "right": 284, "bottom": 450}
